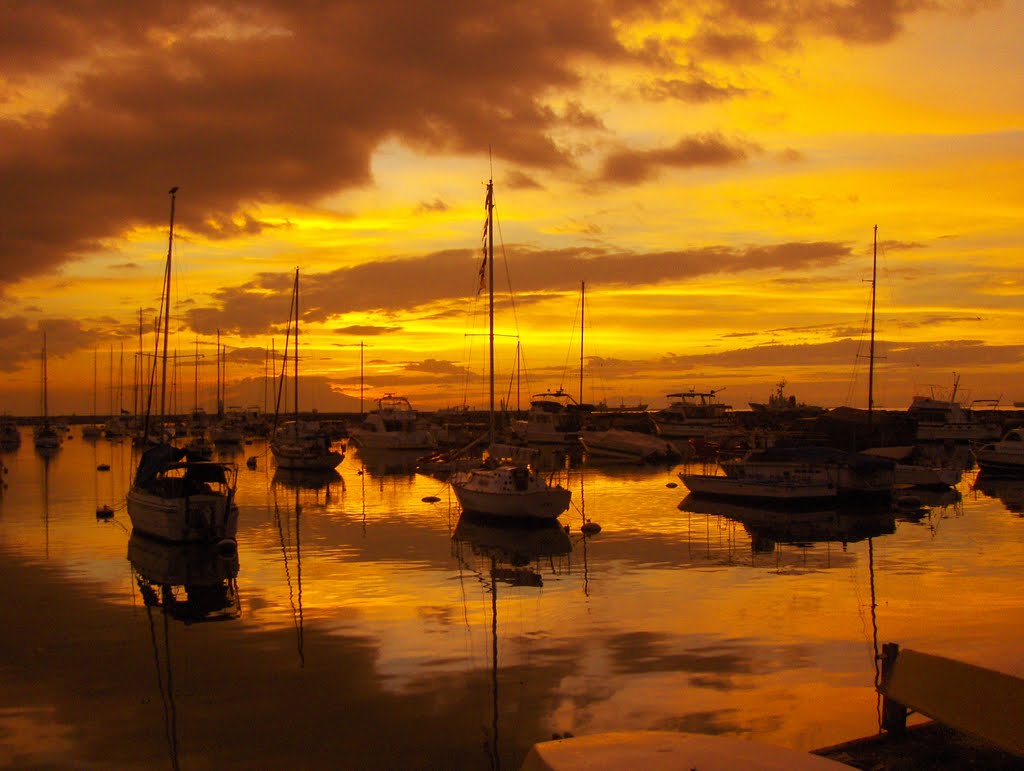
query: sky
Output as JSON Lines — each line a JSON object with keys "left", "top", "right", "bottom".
{"left": 2, "top": 0, "right": 1022, "bottom": 417}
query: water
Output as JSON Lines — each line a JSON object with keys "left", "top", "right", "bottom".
{"left": 1, "top": 430, "right": 1022, "bottom": 769}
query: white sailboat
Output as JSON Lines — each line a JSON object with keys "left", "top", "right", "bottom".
{"left": 270, "top": 268, "right": 343, "bottom": 471}
{"left": 126, "top": 187, "right": 239, "bottom": 543}
{"left": 450, "top": 179, "right": 572, "bottom": 520}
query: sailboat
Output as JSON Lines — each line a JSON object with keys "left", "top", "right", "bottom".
{"left": 33, "top": 332, "right": 62, "bottom": 452}
{"left": 450, "top": 180, "right": 572, "bottom": 520}
{"left": 126, "top": 187, "right": 240, "bottom": 543}
{"left": 270, "top": 268, "right": 344, "bottom": 471}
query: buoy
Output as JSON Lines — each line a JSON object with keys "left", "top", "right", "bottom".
{"left": 421, "top": 495, "right": 441, "bottom": 503}
{"left": 96, "top": 505, "right": 114, "bottom": 519}
{"left": 581, "top": 521, "right": 602, "bottom": 535}
{"left": 665, "top": 482, "right": 678, "bottom": 488}
{"left": 246, "top": 456, "right": 257, "bottom": 469}
{"left": 97, "top": 463, "right": 110, "bottom": 471}
{"left": 216, "top": 538, "right": 238, "bottom": 558}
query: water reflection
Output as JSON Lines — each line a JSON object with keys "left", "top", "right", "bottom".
{"left": 128, "top": 532, "right": 241, "bottom": 624}
{"left": 679, "top": 494, "right": 895, "bottom": 560}
{"left": 271, "top": 479, "right": 307, "bottom": 667}
{"left": 974, "top": 474, "right": 1024, "bottom": 515}
{"left": 452, "top": 515, "right": 573, "bottom": 769}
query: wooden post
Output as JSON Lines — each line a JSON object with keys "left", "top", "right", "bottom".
{"left": 880, "top": 642, "right": 907, "bottom": 734}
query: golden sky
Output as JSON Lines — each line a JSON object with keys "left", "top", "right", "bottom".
{"left": 1, "top": 0, "right": 1021, "bottom": 416}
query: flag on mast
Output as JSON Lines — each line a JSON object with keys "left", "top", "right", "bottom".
{"left": 477, "top": 185, "right": 491, "bottom": 293}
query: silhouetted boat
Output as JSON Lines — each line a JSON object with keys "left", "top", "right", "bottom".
{"left": 127, "top": 188, "right": 239, "bottom": 543}
{"left": 451, "top": 180, "right": 572, "bottom": 520}
{"left": 270, "top": 268, "right": 344, "bottom": 471}
{"left": 974, "top": 428, "right": 1024, "bottom": 477}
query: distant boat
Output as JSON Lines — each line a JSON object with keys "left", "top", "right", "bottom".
{"left": 515, "top": 388, "right": 591, "bottom": 445}
{"left": 974, "top": 428, "right": 1024, "bottom": 477}
{"left": 579, "top": 427, "right": 682, "bottom": 463}
{"left": 349, "top": 393, "right": 436, "bottom": 451}
{"left": 681, "top": 447, "right": 896, "bottom": 503}
{"left": 126, "top": 187, "right": 239, "bottom": 543}
{"left": 0, "top": 415, "right": 21, "bottom": 449}
{"left": 907, "top": 373, "right": 1001, "bottom": 442}
{"left": 270, "top": 268, "right": 343, "bottom": 471}
{"left": 450, "top": 179, "right": 572, "bottom": 521}
{"left": 748, "top": 379, "right": 825, "bottom": 419}
{"left": 651, "top": 388, "right": 736, "bottom": 440}
{"left": 33, "top": 333, "right": 62, "bottom": 453}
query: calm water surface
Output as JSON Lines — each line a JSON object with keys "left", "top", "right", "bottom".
{"left": 1, "top": 429, "right": 1023, "bottom": 769}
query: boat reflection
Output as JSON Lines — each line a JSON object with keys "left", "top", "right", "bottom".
{"left": 974, "top": 474, "right": 1024, "bottom": 515}
{"left": 352, "top": 446, "right": 422, "bottom": 477}
{"left": 272, "top": 467, "right": 343, "bottom": 493}
{"left": 128, "top": 531, "right": 241, "bottom": 624}
{"left": 452, "top": 513, "right": 574, "bottom": 581}
{"left": 679, "top": 494, "right": 895, "bottom": 555}
{"left": 451, "top": 514, "right": 573, "bottom": 768}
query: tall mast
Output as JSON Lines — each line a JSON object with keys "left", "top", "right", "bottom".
{"left": 359, "top": 340, "right": 365, "bottom": 419}
{"left": 158, "top": 186, "right": 177, "bottom": 425}
{"left": 579, "top": 281, "right": 585, "bottom": 404}
{"left": 41, "top": 332, "right": 48, "bottom": 421}
{"left": 293, "top": 268, "right": 300, "bottom": 419}
{"left": 868, "top": 225, "right": 877, "bottom": 427}
{"left": 487, "top": 179, "right": 495, "bottom": 444}
{"left": 92, "top": 350, "right": 98, "bottom": 417}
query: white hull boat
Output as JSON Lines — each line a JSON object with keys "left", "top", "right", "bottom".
{"left": 975, "top": 429, "right": 1024, "bottom": 476}
{"left": 452, "top": 464, "right": 572, "bottom": 519}
{"left": 579, "top": 428, "right": 681, "bottom": 463}
{"left": 271, "top": 420, "right": 343, "bottom": 471}
{"left": 680, "top": 472, "right": 838, "bottom": 501}
{"left": 127, "top": 447, "right": 239, "bottom": 542}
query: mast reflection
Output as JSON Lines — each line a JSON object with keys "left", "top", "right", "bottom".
{"left": 452, "top": 514, "right": 573, "bottom": 770}
{"left": 128, "top": 531, "right": 240, "bottom": 771}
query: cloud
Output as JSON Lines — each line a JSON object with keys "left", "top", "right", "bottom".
{"left": 183, "top": 239, "right": 852, "bottom": 334}
{"left": 0, "top": 1, "right": 642, "bottom": 286}
{"left": 598, "top": 133, "right": 759, "bottom": 184}
{"left": 1, "top": 0, "right": 990, "bottom": 291}
{"left": 334, "top": 325, "right": 403, "bottom": 337}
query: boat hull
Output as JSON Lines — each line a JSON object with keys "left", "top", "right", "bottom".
{"left": 126, "top": 489, "right": 239, "bottom": 543}
{"left": 271, "top": 446, "right": 343, "bottom": 471}
{"left": 680, "top": 473, "right": 838, "bottom": 502}
{"left": 451, "top": 466, "right": 572, "bottom": 520}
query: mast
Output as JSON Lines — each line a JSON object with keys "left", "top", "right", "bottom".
{"left": 293, "top": 268, "right": 300, "bottom": 420}
{"left": 579, "top": 281, "right": 585, "bottom": 404}
{"left": 487, "top": 179, "right": 495, "bottom": 444}
{"left": 92, "top": 350, "right": 97, "bottom": 418}
{"left": 158, "top": 186, "right": 177, "bottom": 426}
{"left": 868, "top": 225, "right": 877, "bottom": 427}
{"left": 41, "top": 332, "right": 48, "bottom": 422}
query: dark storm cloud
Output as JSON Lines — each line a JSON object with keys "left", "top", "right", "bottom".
{"left": 185, "top": 240, "right": 852, "bottom": 335}
{"left": 0, "top": 1, "right": 640, "bottom": 285}
{"left": 0, "top": 1, "right": 988, "bottom": 290}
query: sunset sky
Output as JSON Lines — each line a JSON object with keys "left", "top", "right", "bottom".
{"left": 2, "top": 0, "right": 1021, "bottom": 417}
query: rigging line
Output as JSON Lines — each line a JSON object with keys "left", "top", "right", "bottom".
{"left": 493, "top": 208, "right": 531, "bottom": 397}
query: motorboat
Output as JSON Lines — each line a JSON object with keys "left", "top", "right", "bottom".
{"left": 349, "top": 394, "right": 436, "bottom": 450}
{"left": 974, "top": 428, "right": 1024, "bottom": 476}
{"left": 681, "top": 446, "right": 895, "bottom": 503}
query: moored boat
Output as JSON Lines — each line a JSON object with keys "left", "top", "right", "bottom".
{"left": 126, "top": 188, "right": 240, "bottom": 543}
{"left": 449, "top": 179, "right": 572, "bottom": 521}
{"left": 974, "top": 428, "right": 1024, "bottom": 476}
